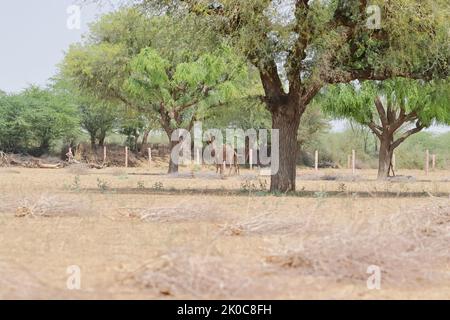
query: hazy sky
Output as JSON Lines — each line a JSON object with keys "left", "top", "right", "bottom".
{"left": 0, "top": 1, "right": 447, "bottom": 133}
{"left": 0, "top": 0, "right": 113, "bottom": 93}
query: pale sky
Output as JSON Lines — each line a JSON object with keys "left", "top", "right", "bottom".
{"left": 0, "top": 1, "right": 448, "bottom": 133}
{"left": 0, "top": 0, "right": 114, "bottom": 93}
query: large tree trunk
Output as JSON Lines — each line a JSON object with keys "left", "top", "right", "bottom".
{"left": 168, "top": 139, "right": 179, "bottom": 174}
{"left": 377, "top": 134, "right": 394, "bottom": 179}
{"left": 269, "top": 104, "right": 302, "bottom": 192}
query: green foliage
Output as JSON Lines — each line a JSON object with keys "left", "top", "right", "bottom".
{"left": 322, "top": 78, "right": 450, "bottom": 128}
{"left": 125, "top": 45, "right": 246, "bottom": 130}
{"left": 0, "top": 86, "right": 79, "bottom": 154}
{"left": 62, "top": 8, "right": 249, "bottom": 142}
{"left": 79, "top": 100, "right": 118, "bottom": 145}
{"left": 138, "top": 0, "right": 449, "bottom": 83}
{"left": 119, "top": 110, "right": 148, "bottom": 150}
{"left": 298, "top": 103, "right": 331, "bottom": 149}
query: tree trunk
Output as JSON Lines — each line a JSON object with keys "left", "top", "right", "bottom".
{"left": 269, "top": 104, "right": 302, "bottom": 192}
{"left": 90, "top": 134, "right": 96, "bottom": 150}
{"left": 168, "top": 140, "right": 179, "bottom": 174}
{"left": 98, "top": 131, "right": 106, "bottom": 147}
{"left": 140, "top": 130, "right": 150, "bottom": 155}
{"left": 377, "top": 134, "right": 394, "bottom": 179}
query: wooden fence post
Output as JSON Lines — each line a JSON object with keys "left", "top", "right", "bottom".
{"left": 103, "top": 146, "right": 107, "bottom": 163}
{"left": 196, "top": 148, "right": 201, "bottom": 166}
{"left": 125, "top": 146, "right": 129, "bottom": 168}
{"left": 315, "top": 150, "right": 319, "bottom": 172}
{"left": 352, "top": 150, "right": 356, "bottom": 175}
{"left": 249, "top": 149, "right": 253, "bottom": 170}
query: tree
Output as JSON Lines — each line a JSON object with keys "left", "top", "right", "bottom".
{"left": 128, "top": 0, "right": 449, "bottom": 191}
{"left": 322, "top": 78, "right": 450, "bottom": 179}
{"left": 118, "top": 109, "right": 148, "bottom": 152}
{"left": 125, "top": 46, "right": 246, "bottom": 173}
{"left": 297, "top": 103, "right": 330, "bottom": 151}
{"left": 79, "top": 99, "right": 119, "bottom": 148}
{"left": 0, "top": 86, "right": 79, "bottom": 155}
{"left": 0, "top": 93, "right": 31, "bottom": 153}
{"left": 62, "top": 8, "right": 247, "bottom": 173}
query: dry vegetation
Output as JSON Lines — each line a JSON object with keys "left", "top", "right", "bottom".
{"left": 0, "top": 164, "right": 449, "bottom": 299}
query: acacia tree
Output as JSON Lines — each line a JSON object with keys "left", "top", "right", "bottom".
{"left": 128, "top": 0, "right": 449, "bottom": 191}
{"left": 126, "top": 46, "right": 245, "bottom": 173}
{"left": 79, "top": 100, "right": 118, "bottom": 148}
{"left": 322, "top": 78, "right": 450, "bottom": 179}
{"left": 62, "top": 9, "right": 246, "bottom": 173}
{"left": 0, "top": 86, "right": 79, "bottom": 154}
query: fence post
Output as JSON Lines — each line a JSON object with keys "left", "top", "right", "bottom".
{"left": 103, "top": 146, "right": 107, "bottom": 163}
{"left": 315, "top": 150, "right": 319, "bottom": 172}
{"left": 352, "top": 150, "right": 356, "bottom": 175}
{"left": 249, "top": 149, "right": 253, "bottom": 170}
{"left": 125, "top": 146, "right": 129, "bottom": 168}
{"left": 425, "top": 150, "right": 429, "bottom": 176}
{"left": 196, "top": 148, "right": 201, "bottom": 166}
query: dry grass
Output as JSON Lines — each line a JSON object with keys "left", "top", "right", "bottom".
{"left": 123, "top": 249, "right": 254, "bottom": 298}
{"left": 262, "top": 199, "right": 450, "bottom": 287}
{"left": 117, "top": 202, "right": 224, "bottom": 223}
{"left": 0, "top": 166, "right": 449, "bottom": 299}
{"left": 14, "top": 194, "right": 91, "bottom": 218}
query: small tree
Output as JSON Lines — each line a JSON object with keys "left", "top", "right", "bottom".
{"left": 62, "top": 9, "right": 248, "bottom": 173}
{"left": 79, "top": 100, "right": 118, "bottom": 148}
{"left": 0, "top": 86, "right": 79, "bottom": 155}
{"left": 322, "top": 78, "right": 450, "bottom": 179}
{"left": 125, "top": 46, "right": 246, "bottom": 173}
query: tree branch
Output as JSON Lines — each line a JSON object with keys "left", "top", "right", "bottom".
{"left": 175, "top": 99, "right": 198, "bottom": 113}
{"left": 287, "top": 0, "right": 311, "bottom": 95}
{"left": 374, "top": 97, "right": 388, "bottom": 127}
{"left": 368, "top": 121, "right": 383, "bottom": 139}
{"left": 392, "top": 121, "right": 425, "bottom": 149}
{"left": 258, "top": 60, "right": 287, "bottom": 108}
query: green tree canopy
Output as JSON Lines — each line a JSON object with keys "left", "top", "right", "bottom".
{"left": 0, "top": 86, "right": 79, "bottom": 155}
{"left": 130, "top": 0, "right": 450, "bottom": 190}
{"left": 322, "top": 78, "right": 450, "bottom": 178}
{"left": 62, "top": 8, "right": 250, "bottom": 172}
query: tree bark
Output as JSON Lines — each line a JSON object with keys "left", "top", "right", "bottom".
{"left": 377, "top": 134, "right": 394, "bottom": 179}
{"left": 269, "top": 104, "right": 302, "bottom": 192}
{"left": 168, "top": 140, "right": 179, "bottom": 174}
{"left": 98, "top": 131, "right": 106, "bottom": 147}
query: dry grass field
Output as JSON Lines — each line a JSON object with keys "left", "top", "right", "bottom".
{"left": 0, "top": 162, "right": 449, "bottom": 300}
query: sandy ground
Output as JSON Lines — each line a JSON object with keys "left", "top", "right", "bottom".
{"left": 0, "top": 164, "right": 449, "bottom": 300}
